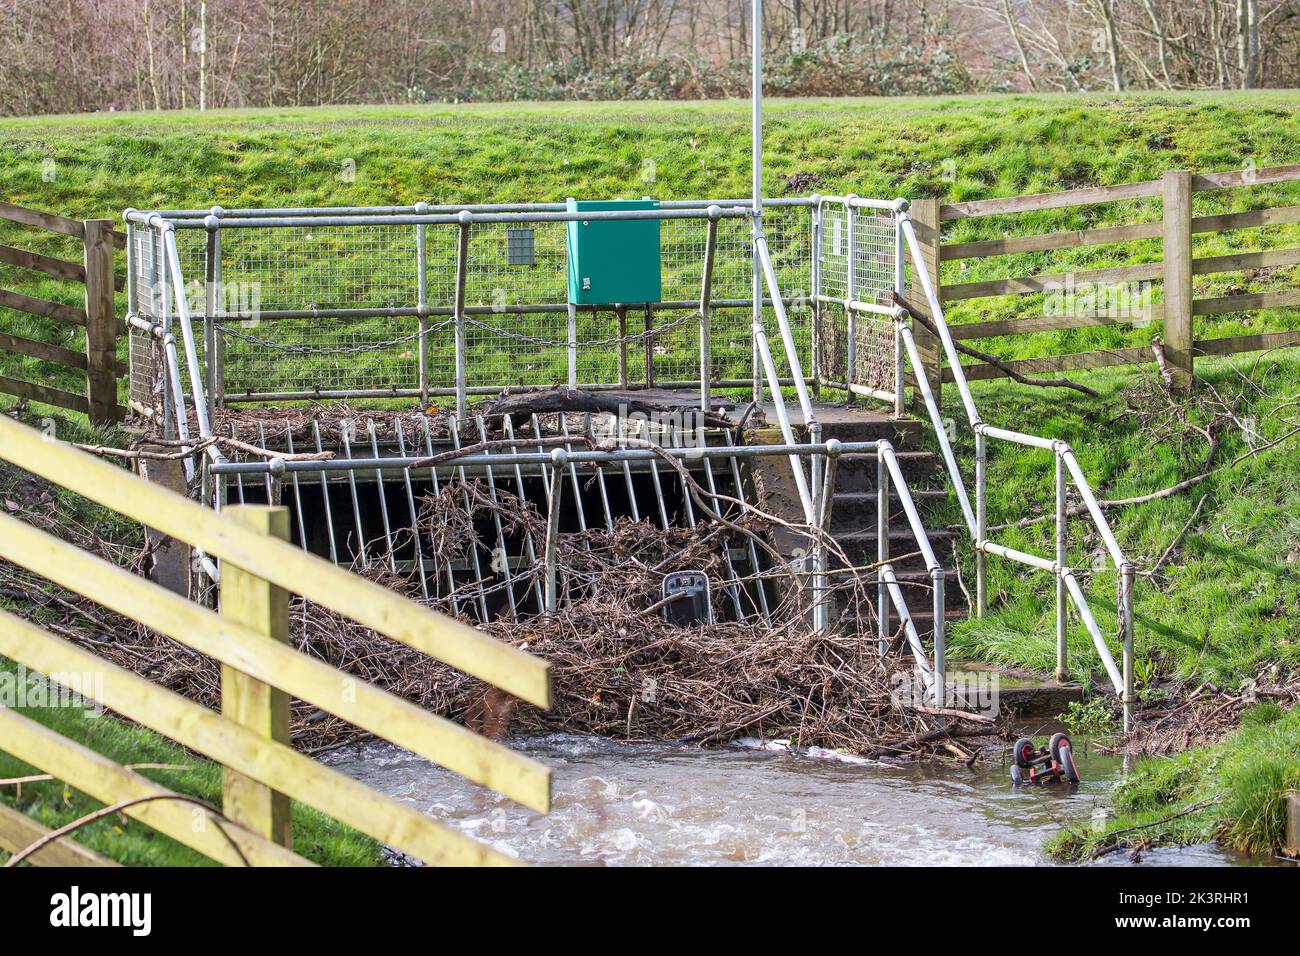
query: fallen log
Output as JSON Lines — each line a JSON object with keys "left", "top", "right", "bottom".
{"left": 480, "top": 387, "right": 735, "bottom": 430}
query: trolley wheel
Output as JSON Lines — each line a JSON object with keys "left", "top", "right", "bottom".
{"left": 1013, "top": 737, "right": 1036, "bottom": 769}
{"left": 1010, "top": 764, "right": 1025, "bottom": 786}
{"left": 1050, "top": 733, "right": 1080, "bottom": 783}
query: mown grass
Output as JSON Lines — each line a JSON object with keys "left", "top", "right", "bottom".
{"left": 1047, "top": 702, "right": 1300, "bottom": 861}
{"left": 1, "top": 92, "right": 1298, "bottom": 400}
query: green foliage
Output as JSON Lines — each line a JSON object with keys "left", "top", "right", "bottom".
{"left": 1050, "top": 704, "right": 1300, "bottom": 860}
{"left": 1059, "top": 697, "right": 1117, "bottom": 738}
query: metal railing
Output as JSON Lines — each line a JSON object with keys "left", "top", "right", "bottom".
{"left": 887, "top": 203, "right": 1136, "bottom": 729}
{"left": 123, "top": 194, "right": 950, "bottom": 697}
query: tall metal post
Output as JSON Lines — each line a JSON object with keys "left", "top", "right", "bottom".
{"left": 1121, "top": 563, "right": 1135, "bottom": 733}
{"left": 699, "top": 210, "right": 719, "bottom": 412}
{"left": 750, "top": 0, "right": 763, "bottom": 408}
{"left": 544, "top": 448, "right": 567, "bottom": 615}
{"left": 892, "top": 214, "right": 906, "bottom": 417}
{"left": 877, "top": 445, "right": 890, "bottom": 656}
{"left": 1055, "top": 446, "right": 1068, "bottom": 681}
{"left": 415, "top": 204, "right": 429, "bottom": 407}
{"left": 975, "top": 429, "right": 987, "bottom": 617}
{"left": 845, "top": 195, "right": 858, "bottom": 402}
{"left": 810, "top": 196, "right": 822, "bottom": 399}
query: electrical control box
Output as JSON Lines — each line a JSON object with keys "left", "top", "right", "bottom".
{"left": 566, "top": 199, "right": 662, "bottom": 305}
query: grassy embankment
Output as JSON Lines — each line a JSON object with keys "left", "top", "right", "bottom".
{"left": 1, "top": 93, "right": 1298, "bottom": 861}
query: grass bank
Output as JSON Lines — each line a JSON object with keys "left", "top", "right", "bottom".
{"left": 1047, "top": 702, "right": 1300, "bottom": 862}
{"left": 2, "top": 92, "right": 1299, "bottom": 399}
{"left": 943, "top": 351, "right": 1300, "bottom": 691}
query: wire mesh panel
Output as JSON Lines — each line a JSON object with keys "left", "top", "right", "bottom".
{"left": 218, "top": 317, "right": 427, "bottom": 396}
{"left": 130, "top": 202, "right": 830, "bottom": 402}
{"left": 219, "top": 223, "right": 419, "bottom": 313}
{"left": 852, "top": 315, "right": 896, "bottom": 393}
{"left": 852, "top": 208, "right": 896, "bottom": 308}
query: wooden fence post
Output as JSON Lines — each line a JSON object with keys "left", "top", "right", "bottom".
{"left": 1161, "top": 171, "right": 1194, "bottom": 389}
{"left": 909, "top": 199, "right": 943, "bottom": 412}
{"left": 219, "top": 505, "right": 293, "bottom": 849}
{"left": 82, "top": 219, "right": 120, "bottom": 425}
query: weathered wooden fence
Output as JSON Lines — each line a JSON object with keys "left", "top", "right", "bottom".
{"left": 0, "top": 203, "right": 125, "bottom": 423}
{"left": 906, "top": 164, "right": 1300, "bottom": 397}
{"left": 0, "top": 413, "right": 552, "bottom": 866}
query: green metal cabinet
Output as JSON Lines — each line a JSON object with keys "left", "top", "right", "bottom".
{"left": 566, "top": 199, "right": 662, "bottom": 305}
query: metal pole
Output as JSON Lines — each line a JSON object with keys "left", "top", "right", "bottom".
{"left": 751, "top": 0, "right": 763, "bottom": 408}
{"left": 815, "top": 438, "right": 841, "bottom": 635}
{"left": 845, "top": 195, "right": 858, "bottom": 402}
{"left": 893, "top": 217, "right": 906, "bottom": 418}
{"left": 568, "top": 301, "right": 579, "bottom": 389}
{"left": 699, "top": 209, "right": 719, "bottom": 412}
{"left": 453, "top": 213, "right": 471, "bottom": 418}
{"left": 1121, "top": 563, "right": 1135, "bottom": 733}
{"left": 810, "top": 196, "right": 822, "bottom": 398}
{"left": 203, "top": 220, "right": 218, "bottom": 430}
{"left": 932, "top": 567, "right": 946, "bottom": 706}
{"left": 416, "top": 206, "right": 429, "bottom": 407}
{"left": 616, "top": 306, "right": 629, "bottom": 388}
{"left": 544, "top": 448, "right": 567, "bottom": 615}
{"left": 975, "top": 429, "right": 987, "bottom": 616}
{"left": 1055, "top": 446, "right": 1068, "bottom": 681}
{"left": 877, "top": 445, "right": 890, "bottom": 656}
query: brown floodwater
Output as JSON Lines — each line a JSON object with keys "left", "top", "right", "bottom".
{"left": 322, "top": 733, "right": 1252, "bottom": 866}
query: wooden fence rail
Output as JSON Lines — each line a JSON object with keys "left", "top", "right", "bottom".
{"left": 0, "top": 203, "right": 126, "bottom": 423}
{"left": 908, "top": 164, "right": 1300, "bottom": 398}
{"left": 0, "top": 412, "right": 552, "bottom": 866}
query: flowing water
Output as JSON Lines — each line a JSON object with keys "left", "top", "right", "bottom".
{"left": 323, "top": 733, "right": 1247, "bottom": 866}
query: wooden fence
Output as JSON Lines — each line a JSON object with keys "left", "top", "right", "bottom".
{"left": 906, "top": 164, "right": 1300, "bottom": 397}
{"left": 0, "top": 203, "right": 126, "bottom": 423}
{"left": 0, "top": 413, "right": 552, "bottom": 866}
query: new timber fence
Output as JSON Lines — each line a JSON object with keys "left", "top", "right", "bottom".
{"left": 0, "top": 412, "right": 552, "bottom": 866}
{"left": 0, "top": 203, "right": 125, "bottom": 424}
{"left": 905, "top": 164, "right": 1300, "bottom": 398}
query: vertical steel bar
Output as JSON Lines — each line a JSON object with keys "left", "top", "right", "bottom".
{"left": 475, "top": 416, "right": 519, "bottom": 621}
{"left": 723, "top": 429, "right": 771, "bottom": 622}
{"left": 339, "top": 421, "right": 367, "bottom": 563}
{"left": 699, "top": 213, "right": 719, "bottom": 411}
{"left": 877, "top": 445, "right": 890, "bottom": 656}
{"left": 416, "top": 220, "right": 429, "bottom": 407}
{"left": 845, "top": 199, "right": 858, "bottom": 402}
{"left": 810, "top": 199, "right": 822, "bottom": 398}
{"left": 585, "top": 413, "right": 614, "bottom": 530}
{"left": 420, "top": 416, "right": 462, "bottom": 616}
{"left": 1055, "top": 447, "right": 1068, "bottom": 681}
{"left": 367, "top": 419, "right": 398, "bottom": 572}
{"left": 449, "top": 414, "right": 490, "bottom": 621}
{"left": 567, "top": 301, "right": 579, "bottom": 389}
{"left": 503, "top": 417, "right": 547, "bottom": 610}
{"left": 641, "top": 417, "right": 670, "bottom": 529}
{"left": 559, "top": 415, "right": 590, "bottom": 539}
{"left": 203, "top": 224, "right": 217, "bottom": 428}
{"left": 284, "top": 424, "right": 308, "bottom": 550}
{"left": 616, "top": 306, "right": 628, "bottom": 389}
{"left": 815, "top": 439, "right": 840, "bottom": 635}
{"left": 893, "top": 218, "right": 905, "bottom": 417}
{"left": 453, "top": 218, "right": 471, "bottom": 419}
{"left": 975, "top": 429, "right": 987, "bottom": 617}
{"left": 932, "top": 568, "right": 946, "bottom": 706}
{"left": 312, "top": 420, "right": 338, "bottom": 565}
{"left": 394, "top": 419, "right": 431, "bottom": 602}
{"left": 698, "top": 438, "right": 745, "bottom": 619}
{"left": 1121, "top": 564, "right": 1135, "bottom": 733}
{"left": 643, "top": 305, "right": 654, "bottom": 389}
{"left": 543, "top": 449, "right": 567, "bottom": 614}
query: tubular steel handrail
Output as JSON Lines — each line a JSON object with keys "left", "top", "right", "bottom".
{"left": 130, "top": 194, "right": 949, "bottom": 692}
{"left": 893, "top": 205, "right": 1136, "bottom": 729}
